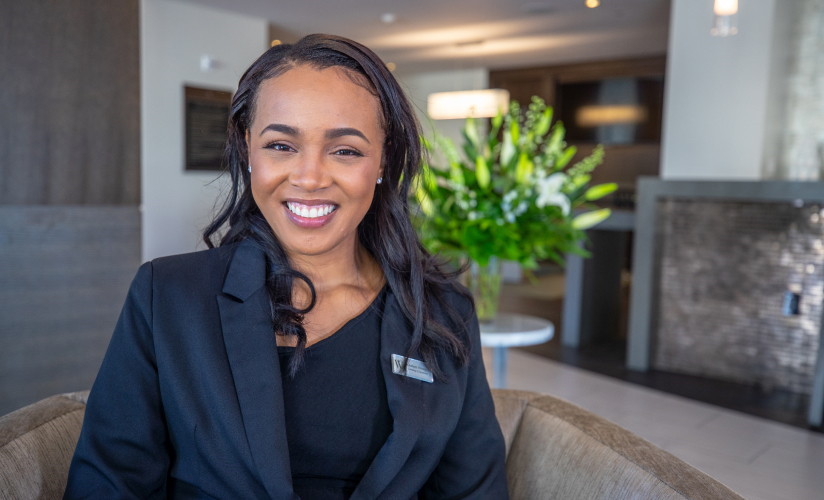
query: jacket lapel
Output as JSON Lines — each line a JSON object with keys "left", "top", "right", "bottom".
{"left": 352, "top": 292, "right": 427, "bottom": 499}
{"left": 217, "top": 240, "right": 297, "bottom": 500}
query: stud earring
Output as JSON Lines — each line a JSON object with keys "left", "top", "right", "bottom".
{"left": 376, "top": 177, "right": 383, "bottom": 185}
{"left": 247, "top": 164, "right": 252, "bottom": 174}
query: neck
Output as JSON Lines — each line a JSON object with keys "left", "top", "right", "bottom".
{"left": 289, "top": 241, "right": 383, "bottom": 297}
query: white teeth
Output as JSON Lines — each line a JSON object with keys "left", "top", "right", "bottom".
{"left": 287, "top": 202, "right": 336, "bottom": 219}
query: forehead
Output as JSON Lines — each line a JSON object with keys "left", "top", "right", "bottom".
{"left": 252, "top": 65, "right": 383, "bottom": 131}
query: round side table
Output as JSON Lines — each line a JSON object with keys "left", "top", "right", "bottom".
{"left": 480, "top": 313, "right": 555, "bottom": 388}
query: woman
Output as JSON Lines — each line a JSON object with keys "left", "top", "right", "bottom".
{"left": 65, "top": 34, "right": 508, "bottom": 499}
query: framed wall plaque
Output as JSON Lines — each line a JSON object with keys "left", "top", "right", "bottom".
{"left": 184, "top": 85, "right": 233, "bottom": 171}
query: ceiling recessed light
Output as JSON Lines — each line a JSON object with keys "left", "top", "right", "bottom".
{"left": 586, "top": 0, "right": 600, "bottom": 8}
{"left": 380, "top": 12, "right": 397, "bottom": 24}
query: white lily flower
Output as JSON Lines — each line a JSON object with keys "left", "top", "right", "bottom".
{"left": 536, "top": 173, "right": 570, "bottom": 214}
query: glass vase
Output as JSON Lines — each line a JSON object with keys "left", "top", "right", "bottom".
{"left": 466, "top": 257, "right": 503, "bottom": 323}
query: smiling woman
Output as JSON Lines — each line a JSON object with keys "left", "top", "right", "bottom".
{"left": 247, "top": 66, "right": 387, "bottom": 348}
{"left": 64, "top": 34, "right": 509, "bottom": 499}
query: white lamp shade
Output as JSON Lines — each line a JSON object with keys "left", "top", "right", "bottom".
{"left": 427, "top": 89, "right": 510, "bottom": 120}
{"left": 714, "top": 0, "right": 738, "bottom": 16}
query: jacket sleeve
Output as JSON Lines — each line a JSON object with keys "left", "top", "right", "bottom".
{"left": 64, "top": 262, "right": 170, "bottom": 499}
{"left": 420, "top": 308, "right": 510, "bottom": 499}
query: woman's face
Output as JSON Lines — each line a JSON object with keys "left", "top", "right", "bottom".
{"left": 247, "top": 64, "right": 385, "bottom": 262}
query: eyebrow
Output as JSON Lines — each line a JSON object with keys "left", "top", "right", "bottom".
{"left": 259, "top": 123, "right": 370, "bottom": 144}
{"left": 325, "top": 127, "right": 370, "bottom": 144}
{"left": 259, "top": 123, "right": 298, "bottom": 137}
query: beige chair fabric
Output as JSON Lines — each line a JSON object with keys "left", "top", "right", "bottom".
{"left": 0, "top": 389, "right": 743, "bottom": 499}
{"left": 492, "top": 389, "right": 744, "bottom": 500}
{"left": 0, "top": 391, "right": 88, "bottom": 499}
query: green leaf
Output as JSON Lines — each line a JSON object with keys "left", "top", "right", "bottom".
{"left": 556, "top": 146, "right": 577, "bottom": 169}
{"left": 546, "top": 123, "right": 565, "bottom": 154}
{"left": 475, "top": 155, "right": 490, "bottom": 189}
{"left": 436, "top": 135, "right": 461, "bottom": 164}
{"left": 414, "top": 182, "right": 434, "bottom": 216}
{"left": 509, "top": 119, "right": 520, "bottom": 145}
{"left": 426, "top": 165, "right": 450, "bottom": 179}
{"left": 570, "top": 174, "right": 591, "bottom": 190}
{"left": 500, "top": 127, "right": 516, "bottom": 167}
{"left": 534, "top": 106, "right": 552, "bottom": 137}
{"left": 464, "top": 117, "right": 481, "bottom": 150}
{"left": 449, "top": 161, "right": 465, "bottom": 185}
{"left": 572, "top": 209, "right": 611, "bottom": 230}
{"left": 515, "top": 152, "right": 534, "bottom": 184}
{"left": 489, "top": 112, "right": 504, "bottom": 142}
{"left": 568, "top": 145, "right": 605, "bottom": 176}
{"left": 421, "top": 164, "right": 438, "bottom": 192}
{"left": 585, "top": 183, "right": 618, "bottom": 201}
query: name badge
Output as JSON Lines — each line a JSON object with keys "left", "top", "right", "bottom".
{"left": 392, "top": 354, "right": 434, "bottom": 383}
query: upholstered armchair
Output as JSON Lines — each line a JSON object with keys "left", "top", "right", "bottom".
{"left": 1, "top": 389, "right": 742, "bottom": 499}
{"left": 492, "top": 389, "right": 742, "bottom": 499}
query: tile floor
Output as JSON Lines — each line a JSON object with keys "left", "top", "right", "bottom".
{"left": 484, "top": 348, "right": 824, "bottom": 500}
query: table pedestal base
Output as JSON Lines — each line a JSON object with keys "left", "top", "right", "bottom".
{"left": 492, "top": 347, "right": 508, "bottom": 389}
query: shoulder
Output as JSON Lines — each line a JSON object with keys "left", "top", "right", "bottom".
{"left": 426, "top": 280, "right": 478, "bottom": 346}
{"left": 384, "top": 279, "right": 474, "bottom": 326}
{"left": 139, "top": 241, "right": 244, "bottom": 294}
{"left": 438, "top": 281, "right": 475, "bottom": 321}
{"left": 151, "top": 242, "right": 237, "bottom": 274}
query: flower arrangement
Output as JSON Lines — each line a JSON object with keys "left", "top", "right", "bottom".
{"left": 414, "top": 96, "right": 616, "bottom": 319}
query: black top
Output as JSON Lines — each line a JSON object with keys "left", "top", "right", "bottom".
{"left": 277, "top": 288, "right": 392, "bottom": 499}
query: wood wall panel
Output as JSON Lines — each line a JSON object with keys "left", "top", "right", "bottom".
{"left": 0, "top": 0, "right": 140, "bottom": 205}
{"left": 0, "top": 206, "right": 141, "bottom": 414}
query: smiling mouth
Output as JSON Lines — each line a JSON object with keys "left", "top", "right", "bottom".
{"left": 286, "top": 201, "right": 338, "bottom": 219}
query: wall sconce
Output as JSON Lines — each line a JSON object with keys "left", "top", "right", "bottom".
{"left": 711, "top": 0, "right": 738, "bottom": 37}
{"left": 427, "top": 89, "right": 510, "bottom": 120}
{"left": 199, "top": 54, "right": 220, "bottom": 72}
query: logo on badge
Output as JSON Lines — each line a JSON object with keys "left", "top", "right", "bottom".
{"left": 391, "top": 354, "right": 434, "bottom": 383}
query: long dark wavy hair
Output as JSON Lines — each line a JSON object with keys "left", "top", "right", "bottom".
{"left": 203, "top": 34, "right": 471, "bottom": 378}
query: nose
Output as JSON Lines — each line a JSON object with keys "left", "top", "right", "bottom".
{"left": 289, "top": 151, "right": 330, "bottom": 191}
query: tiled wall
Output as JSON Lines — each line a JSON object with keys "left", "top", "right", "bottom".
{"left": 654, "top": 198, "right": 824, "bottom": 395}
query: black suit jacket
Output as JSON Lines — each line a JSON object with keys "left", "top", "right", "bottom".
{"left": 65, "top": 239, "right": 508, "bottom": 499}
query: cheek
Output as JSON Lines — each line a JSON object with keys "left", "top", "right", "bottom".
{"left": 249, "top": 169, "right": 283, "bottom": 216}
{"left": 351, "top": 167, "right": 380, "bottom": 201}
{"left": 250, "top": 162, "right": 283, "bottom": 192}
{"left": 249, "top": 171, "right": 264, "bottom": 203}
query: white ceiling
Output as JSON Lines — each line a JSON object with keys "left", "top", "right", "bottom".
{"left": 169, "top": 0, "right": 671, "bottom": 73}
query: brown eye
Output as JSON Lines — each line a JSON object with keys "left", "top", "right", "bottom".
{"left": 333, "top": 148, "right": 363, "bottom": 157}
{"left": 265, "top": 142, "right": 294, "bottom": 152}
